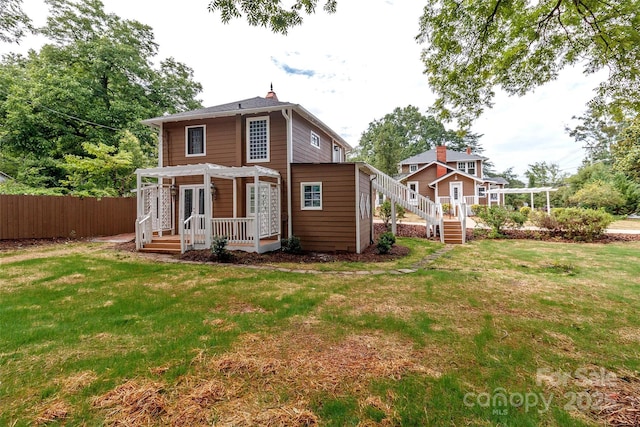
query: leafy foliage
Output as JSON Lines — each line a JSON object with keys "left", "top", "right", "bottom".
{"left": 376, "top": 231, "right": 396, "bottom": 254}
{"left": 418, "top": 0, "right": 640, "bottom": 126}
{"left": 211, "top": 235, "right": 231, "bottom": 262}
{"left": 612, "top": 115, "right": 640, "bottom": 182}
{"left": 377, "top": 199, "right": 406, "bottom": 229}
{"left": 0, "top": 0, "right": 32, "bottom": 43}
{"left": 568, "top": 181, "right": 624, "bottom": 213}
{"left": 0, "top": 0, "right": 202, "bottom": 194}
{"left": 350, "top": 106, "right": 482, "bottom": 175}
{"left": 530, "top": 207, "right": 614, "bottom": 241}
{"left": 473, "top": 205, "right": 525, "bottom": 238}
{"left": 281, "top": 235, "right": 303, "bottom": 254}
{"left": 208, "top": 0, "right": 337, "bottom": 34}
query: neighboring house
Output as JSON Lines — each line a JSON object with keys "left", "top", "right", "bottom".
{"left": 395, "top": 146, "right": 507, "bottom": 208}
{"left": 134, "top": 88, "right": 376, "bottom": 254}
{"left": 0, "top": 171, "right": 13, "bottom": 183}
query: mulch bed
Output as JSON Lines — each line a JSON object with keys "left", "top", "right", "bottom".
{"left": 0, "top": 237, "right": 87, "bottom": 251}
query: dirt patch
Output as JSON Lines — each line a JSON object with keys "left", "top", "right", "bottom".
{"left": 92, "top": 380, "right": 167, "bottom": 426}
{"left": 588, "top": 372, "right": 640, "bottom": 426}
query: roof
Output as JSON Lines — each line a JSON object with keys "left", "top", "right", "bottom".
{"left": 399, "top": 148, "right": 486, "bottom": 165}
{"left": 484, "top": 176, "right": 509, "bottom": 185}
{"left": 141, "top": 95, "right": 352, "bottom": 151}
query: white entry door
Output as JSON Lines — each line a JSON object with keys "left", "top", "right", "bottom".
{"left": 180, "top": 185, "right": 206, "bottom": 235}
{"left": 449, "top": 182, "right": 463, "bottom": 210}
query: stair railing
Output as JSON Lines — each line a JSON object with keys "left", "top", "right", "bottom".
{"left": 135, "top": 213, "right": 152, "bottom": 250}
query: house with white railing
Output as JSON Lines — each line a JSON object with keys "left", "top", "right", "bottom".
{"left": 134, "top": 88, "right": 470, "bottom": 254}
{"left": 395, "top": 146, "right": 508, "bottom": 215}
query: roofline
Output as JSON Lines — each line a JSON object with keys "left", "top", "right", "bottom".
{"left": 142, "top": 103, "right": 353, "bottom": 151}
{"left": 428, "top": 168, "right": 485, "bottom": 187}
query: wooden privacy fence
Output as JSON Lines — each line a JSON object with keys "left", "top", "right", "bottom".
{"left": 0, "top": 195, "right": 136, "bottom": 240}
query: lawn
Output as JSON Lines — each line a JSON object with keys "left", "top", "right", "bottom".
{"left": 1, "top": 239, "right": 639, "bottom": 426}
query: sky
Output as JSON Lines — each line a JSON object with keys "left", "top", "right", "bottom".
{"left": 4, "top": 0, "right": 609, "bottom": 180}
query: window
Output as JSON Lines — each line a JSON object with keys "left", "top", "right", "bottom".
{"left": 186, "top": 125, "right": 205, "bottom": 156}
{"left": 477, "top": 186, "right": 486, "bottom": 198}
{"left": 457, "top": 162, "right": 466, "bottom": 171}
{"left": 408, "top": 181, "right": 418, "bottom": 204}
{"left": 333, "top": 144, "right": 343, "bottom": 162}
{"left": 467, "top": 161, "right": 476, "bottom": 175}
{"left": 247, "top": 117, "right": 269, "bottom": 162}
{"left": 490, "top": 192, "right": 498, "bottom": 201}
{"left": 310, "top": 131, "right": 320, "bottom": 149}
{"left": 301, "top": 182, "right": 322, "bottom": 210}
{"left": 409, "top": 164, "right": 418, "bottom": 173}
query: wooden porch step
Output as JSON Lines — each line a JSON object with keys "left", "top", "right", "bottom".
{"left": 140, "top": 238, "right": 181, "bottom": 254}
{"left": 442, "top": 220, "right": 464, "bottom": 244}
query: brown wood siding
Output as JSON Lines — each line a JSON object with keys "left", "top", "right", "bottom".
{"left": 291, "top": 163, "right": 357, "bottom": 252}
{"left": 358, "top": 169, "right": 373, "bottom": 252}
{"left": 164, "top": 116, "right": 237, "bottom": 167}
{"left": 403, "top": 166, "right": 437, "bottom": 200}
{"left": 436, "top": 175, "right": 478, "bottom": 199}
{"left": 291, "top": 111, "right": 334, "bottom": 163}
{"left": 0, "top": 195, "right": 135, "bottom": 239}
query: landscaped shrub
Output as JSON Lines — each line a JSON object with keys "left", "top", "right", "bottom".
{"left": 441, "top": 203, "right": 452, "bottom": 216}
{"left": 553, "top": 207, "right": 614, "bottom": 241}
{"left": 530, "top": 208, "right": 613, "bottom": 241}
{"left": 378, "top": 199, "right": 406, "bottom": 229}
{"left": 519, "top": 206, "right": 531, "bottom": 217}
{"left": 211, "top": 235, "right": 231, "bottom": 262}
{"left": 474, "top": 205, "right": 524, "bottom": 238}
{"left": 376, "top": 231, "right": 396, "bottom": 254}
{"left": 281, "top": 235, "right": 303, "bottom": 254}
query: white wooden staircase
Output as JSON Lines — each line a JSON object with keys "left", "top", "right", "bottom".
{"left": 370, "top": 166, "right": 466, "bottom": 244}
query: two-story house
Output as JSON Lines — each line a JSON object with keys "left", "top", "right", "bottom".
{"left": 134, "top": 89, "right": 376, "bottom": 254}
{"left": 396, "top": 146, "right": 507, "bottom": 208}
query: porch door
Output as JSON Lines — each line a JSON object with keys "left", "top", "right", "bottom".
{"left": 181, "top": 185, "right": 206, "bottom": 236}
{"left": 408, "top": 181, "right": 418, "bottom": 205}
{"left": 449, "top": 182, "right": 463, "bottom": 213}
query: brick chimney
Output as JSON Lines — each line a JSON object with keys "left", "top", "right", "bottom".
{"left": 436, "top": 145, "right": 447, "bottom": 178}
{"left": 265, "top": 83, "right": 278, "bottom": 101}
{"left": 466, "top": 146, "right": 472, "bottom": 155}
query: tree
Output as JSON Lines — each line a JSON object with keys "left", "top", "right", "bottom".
{"left": 210, "top": 0, "right": 640, "bottom": 127}
{"left": 0, "top": 0, "right": 203, "bottom": 193}
{"left": 566, "top": 110, "right": 621, "bottom": 164}
{"left": 612, "top": 115, "right": 640, "bottom": 182}
{"left": 351, "top": 105, "right": 482, "bottom": 175}
{"left": 524, "top": 161, "right": 566, "bottom": 187}
{"left": 208, "top": 0, "right": 336, "bottom": 34}
{"left": 0, "top": 0, "right": 32, "bottom": 43}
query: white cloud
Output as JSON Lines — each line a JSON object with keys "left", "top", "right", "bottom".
{"left": 3, "top": 0, "right": 607, "bottom": 180}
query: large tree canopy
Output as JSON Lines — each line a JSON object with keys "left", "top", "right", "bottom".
{"left": 0, "top": 0, "right": 203, "bottom": 195}
{"left": 208, "top": 0, "right": 640, "bottom": 126}
{"left": 350, "top": 105, "right": 483, "bottom": 175}
{"left": 0, "top": 0, "right": 31, "bottom": 43}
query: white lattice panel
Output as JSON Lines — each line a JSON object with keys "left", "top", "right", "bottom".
{"left": 270, "top": 185, "right": 279, "bottom": 235}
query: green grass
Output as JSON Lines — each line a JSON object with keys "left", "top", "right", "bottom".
{"left": 1, "top": 239, "right": 639, "bottom": 425}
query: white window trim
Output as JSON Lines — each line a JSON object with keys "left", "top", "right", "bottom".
{"left": 246, "top": 116, "right": 270, "bottom": 163}
{"left": 478, "top": 186, "right": 486, "bottom": 198}
{"left": 490, "top": 192, "right": 499, "bottom": 201}
{"left": 332, "top": 143, "right": 343, "bottom": 162}
{"left": 407, "top": 181, "right": 419, "bottom": 199}
{"left": 310, "top": 131, "right": 321, "bottom": 149}
{"left": 185, "top": 125, "right": 206, "bottom": 157}
{"left": 457, "top": 161, "right": 466, "bottom": 171}
{"left": 409, "top": 164, "right": 418, "bottom": 173}
{"left": 300, "top": 182, "right": 322, "bottom": 210}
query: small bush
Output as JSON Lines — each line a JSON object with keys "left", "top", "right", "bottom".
{"left": 519, "top": 206, "right": 531, "bottom": 217}
{"left": 376, "top": 231, "right": 396, "bottom": 254}
{"left": 474, "top": 205, "right": 524, "bottom": 238}
{"left": 281, "top": 235, "right": 303, "bottom": 254}
{"left": 378, "top": 199, "right": 406, "bottom": 228}
{"left": 530, "top": 208, "right": 613, "bottom": 241}
{"left": 211, "top": 235, "right": 231, "bottom": 262}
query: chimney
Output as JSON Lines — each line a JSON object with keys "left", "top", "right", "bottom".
{"left": 466, "top": 146, "right": 472, "bottom": 155}
{"left": 436, "top": 145, "right": 447, "bottom": 178}
{"left": 265, "top": 83, "right": 278, "bottom": 101}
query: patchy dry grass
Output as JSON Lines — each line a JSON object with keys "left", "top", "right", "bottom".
{"left": 1, "top": 239, "right": 639, "bottom": 425}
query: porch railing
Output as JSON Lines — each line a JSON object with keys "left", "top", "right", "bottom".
{"left": 180, "top": 213, "right": 206, "bottom": 253}
{"left": 211, "top": 218, "right": 255, "bottom": 244}
{"left": 135, "top": 213, "right": 152, "bottom": 250}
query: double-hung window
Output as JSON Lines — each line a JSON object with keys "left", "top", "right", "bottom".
{"left": 467, "top": 161, "right": 476, "bottom": 175}
{"left": 477, "top": 186, "right": 486, "bottom": 198}
{"left": 301, "top": 182, "right": 322, "bottom": 210}
{"left": 409, "top": 164, "right": 418, "bottom": 173}
{"left": 310, "top": 131, "right": 320, "bottom": 149}
{"left": 247, "top": 117, "right": 270, "bottom": 162}
{"left": 186, "top": 125, "right": 205, "bottom": 157}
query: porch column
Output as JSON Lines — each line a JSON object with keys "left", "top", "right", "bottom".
{"left": 277, "top": 175, "right": 282, "bottom": 236}
{"left": 391, "top": 198, "right": 397, "bottom": 235}
{"left": 530, "top": 192, "right": 535, "bottom": 210}
{"left": 546, "top": 190, "right": 551, "bottom": 214}
{"left": 158, "top": 177, "right": 164, "bottom": 237}
{"left": 136, "top": 172, "right": 142, "bottom": 218}
{"left": 204, "top": 170, "right": 212, "bottom": 249}
{"left": 254, "top": 171, "right": 260, "bottom": 253}
{"left": 232, "top": 178, "right": 238, "bottom": 218}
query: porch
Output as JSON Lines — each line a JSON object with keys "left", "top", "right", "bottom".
{"left": 134, "top": 163, "right": 282, "bottom": 254}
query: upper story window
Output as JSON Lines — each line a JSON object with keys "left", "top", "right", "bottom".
{"left": 333, "top": 143, "right": 343, "bottom": 162}
{"left": 247, "top": 116, "right": 270, "bottom": 162}
{"left": 409, "top": 164, "right": 418, "bottom": 173}
{"left": 477, "top": 186, "right": 486, "bottom": 197}
{"left": 457, "top": 161, "right": 477, "bottom": 175}
{"left": 310, "top": 131, "right": 320, "bottom": 149}
{"left": 186, "top": 125, "right": 206, "bottom": 157}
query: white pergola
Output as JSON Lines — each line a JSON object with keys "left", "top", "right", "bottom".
{"left": 135, "top": 163, "right": 281, "bottom": 253}
{"left": 487, "top": 187, "right": 558, "bottom": 214}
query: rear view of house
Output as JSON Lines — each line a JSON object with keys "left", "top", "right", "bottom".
{"left": 134, "top": 88, "right": 375, "bottom": 254}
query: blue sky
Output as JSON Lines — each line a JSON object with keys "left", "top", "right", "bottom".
{"left": 5, "top": 0, "right": 608, "bottom": 179}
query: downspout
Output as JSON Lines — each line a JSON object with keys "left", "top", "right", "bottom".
{"left": 282, "top": 108, "right": 293, "bottom": 238}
